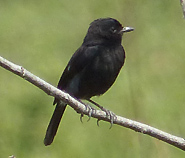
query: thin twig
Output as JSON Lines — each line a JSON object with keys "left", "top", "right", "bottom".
{"left": 0, "top": 55, "right": 185, "bottom": 151}
{"left": 180, "top": 0, "right": 185, "bottom": 18}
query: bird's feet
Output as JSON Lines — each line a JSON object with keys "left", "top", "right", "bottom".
{"left": 79, "top": 101, "right": 96, "bottom": 122}
{"left": 100, "top": 107, "right": 117, "bottom": 128}
{"left": 87, "top": 99, "right": 117, "bottom": 128}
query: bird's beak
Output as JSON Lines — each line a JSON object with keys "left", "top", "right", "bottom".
{"left": 120, "top": 27, "right": 134, "bottom": 33}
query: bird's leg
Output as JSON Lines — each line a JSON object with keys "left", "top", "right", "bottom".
{"left": 87, "top": 99, "right": 111, "bottom": 116}
{"left": 87, "top": 99, "right": 117, "bottom": 128}
{"left": 78, "top": 100, "right": 96, "bottom": 122}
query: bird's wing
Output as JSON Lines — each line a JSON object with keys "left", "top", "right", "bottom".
{"left": 53, "top": 44, "right": 101, "bottom": 104}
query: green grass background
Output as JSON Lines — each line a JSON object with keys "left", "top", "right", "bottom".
{"left": 0, "top": 0, "right": 185, "bottom": 157}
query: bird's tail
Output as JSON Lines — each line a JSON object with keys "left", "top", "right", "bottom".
{"left": 44, "top": 101, "right": 67, "bottom": 146}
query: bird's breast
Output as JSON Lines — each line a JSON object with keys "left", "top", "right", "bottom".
{"left": 79, "top": 46, "right": 125, "bottom": 98}
{"left": 92, "top": 46, "right": 125, "bottom": 75}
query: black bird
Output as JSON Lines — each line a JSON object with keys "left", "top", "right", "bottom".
{"left": 44, "top": 18, "right": 134, "bottom": 146}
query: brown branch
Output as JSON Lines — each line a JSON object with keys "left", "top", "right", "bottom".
{"left": 0, "top": 55, "right": 185, "bottom": 151}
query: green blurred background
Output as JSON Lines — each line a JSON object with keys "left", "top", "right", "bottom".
{"left": 0, "top": 0, "right": 185, "bottom": 157}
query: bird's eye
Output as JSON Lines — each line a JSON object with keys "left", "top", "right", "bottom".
{"left": 110, "top": 27, "right": 117, "bottom": 33}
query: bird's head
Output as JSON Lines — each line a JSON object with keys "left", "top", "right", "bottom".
{"left": 84, "top": 18, "right": 134, "bottom": 45}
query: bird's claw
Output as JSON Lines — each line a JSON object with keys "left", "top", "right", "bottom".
{"left": 78, "top": 100, "right": 95, "bottom": 122}
{"left": 109, "top": 112, "right": 117, "bottom": 129}
{"left": 85, "top": 104, "right": 95, "bottom": 122}
{"left": 80, "top": 113, "right": 84, "bottom": 123}
{"left": 97, "top": 119, "right": 100, "bottom": 127}
{"left": 101, "top": 108, "right": 117, "bottom": 129}
{"left": 87, "top": 99, "right": 116, "bottom": 128}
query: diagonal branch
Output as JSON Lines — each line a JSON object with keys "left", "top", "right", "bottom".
{"left": 0, "top": 55, "right": 185, "bottom": 151}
